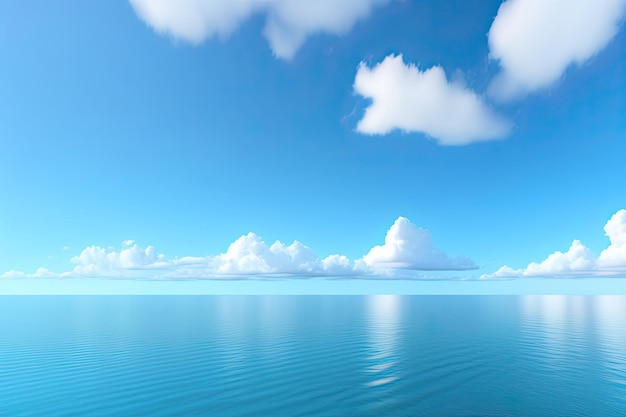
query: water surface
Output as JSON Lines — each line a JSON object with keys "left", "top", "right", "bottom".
{"left": 1, "top": 296, "right": 625, "bottom": 416}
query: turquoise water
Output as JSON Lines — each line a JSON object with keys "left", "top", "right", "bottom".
{"left": 1, "top": 295, "right": 626, "bottom": 416}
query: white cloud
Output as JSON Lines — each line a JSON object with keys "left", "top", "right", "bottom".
{"left": 208, "top": 232, "right": 356, "bottom": 276}
{"left": 3, "top": 217, "right": 476, "bottom": 280}
{"left": 129, "top": 0, "right": 391, "bottom": 59}
{"left": 598, "top": 209, "right": 626, "bottom": 268}
{"left": 363, "top": 217, "right": 477, "bottom": 270}
{"left": 1, "top": 268, "right": 55, "bottom": 279}
{"left": 354, "top": 55, "right": 511, "bottom": 145}
{"left": 70, "top": 243, "right": 167, "bottom": 277}
{"left": 51, "top": 236, "right": 361, "bottom": 279}
{"left": 1, "top": 270, "right": 27, "bottom": 279}
{"left": 523, "top": 240, "right": 596, "bottom": 276}
{"left": 484, "top": 209, "right": 626, "bottom": 279}
{"left": 32, "top": 268, "right": 56, "bottom": 278}
{"left": 488, "top": 0, "right": 626, "bottom": 100}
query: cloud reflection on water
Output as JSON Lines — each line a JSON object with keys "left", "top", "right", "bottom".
{"left": 594, "top": 296, "right": 626, "bottom": 398}
{"left": 365, "top": 295, "right": 402, "bottom": 387}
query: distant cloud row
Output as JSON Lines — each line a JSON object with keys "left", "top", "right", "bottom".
{"left": 1, "top": 217, "right": 476, "bottom": 280}
{"left": 130, "top": 0, "right": 626, "bottom": 145}
{"left": 4, "top": 210, "right": 626, "bottom": 280}
{"left": 483, "top": 210, "right": 626, "bottom": 279}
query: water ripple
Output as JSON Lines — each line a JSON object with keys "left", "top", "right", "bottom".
{"left": 1, "top": 295, "right": 626, "bottom": 416}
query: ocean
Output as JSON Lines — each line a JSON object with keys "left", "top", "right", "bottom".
{"left": 1, "top": 295, "right": 625, "bottom": 416}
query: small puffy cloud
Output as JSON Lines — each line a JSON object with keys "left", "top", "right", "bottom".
{"left": 32, "top": 268, "right": 56, "bottom": 278}
{"left": 129, "top": 0, "right": 391, "bottom": 59}
{"left": 209, "top": 232, "right": 354, "bottom": 276}
{"left": 362, "top": 217, "right": 477, "bottom": 270}
{"left": 488, "top": 0, "right": 626, "bottom": 100}
{"left": 1, "top": 268, "right": 54, "bottom": 279}
{"left": 70, "top": 242, "right": 167, "bottom": 276}
{"left": 523, "top": 240, "right": 596, "bottom": 276}
{"left": 354, "top": 55, "right": 511, "bottom": 145}
{"left": 484, "top": 209, "right": 626, "bottom": 279}
{"left": 1, "top": 270, "right": 28, "bottom": 279}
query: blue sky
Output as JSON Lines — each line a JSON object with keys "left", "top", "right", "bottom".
{"left": 1, "top": 0, "right": 625, "bottom": 293}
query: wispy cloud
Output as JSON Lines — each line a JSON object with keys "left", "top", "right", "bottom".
{"left": 129, "top": 0, "right": 391, "bottom": 59}
{"left": 1, "top": 217, "right": 475, "bottom": 280}
{"left": 354, "top": 55, "right": 511, "bottom": 145}
{"left": 488, "top": 0, "right": 626, "bottom": 101}
{"left": 483, "top": 209, "right": 626, "bottom": 279}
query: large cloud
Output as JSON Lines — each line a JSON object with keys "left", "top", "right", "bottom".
{"left": 484, "top": 209, "right": 626, "bottom": 279}
{"left": 354, "top": 55, "right": 511, "bottom": 145}
{"left": 362, "top": 217, "right": 476, "bottom": 270}
{"left": 488, "top": 0, "right": 626, "bottom": 100}
{"left": 129, "top": 0, "right": 391, "bottom": 59}
{"left": 598, "top": 209, "right": 626, "bottom": 269}
{"left": 2, "top": 217, "right": 475, "bottom": 280}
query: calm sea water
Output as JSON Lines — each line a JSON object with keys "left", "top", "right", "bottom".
{"left": 1, "top": 295, "right": 626, "bottom": 416}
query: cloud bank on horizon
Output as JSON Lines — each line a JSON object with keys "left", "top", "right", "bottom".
{"left": 8, "top": 209, "right": 626, "bottom": 281}
{"left": 483, "top": 209, "right": 626, "bottom": 279}
{"left": 1, "top": 217, "right": 477, "bottom": 280}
